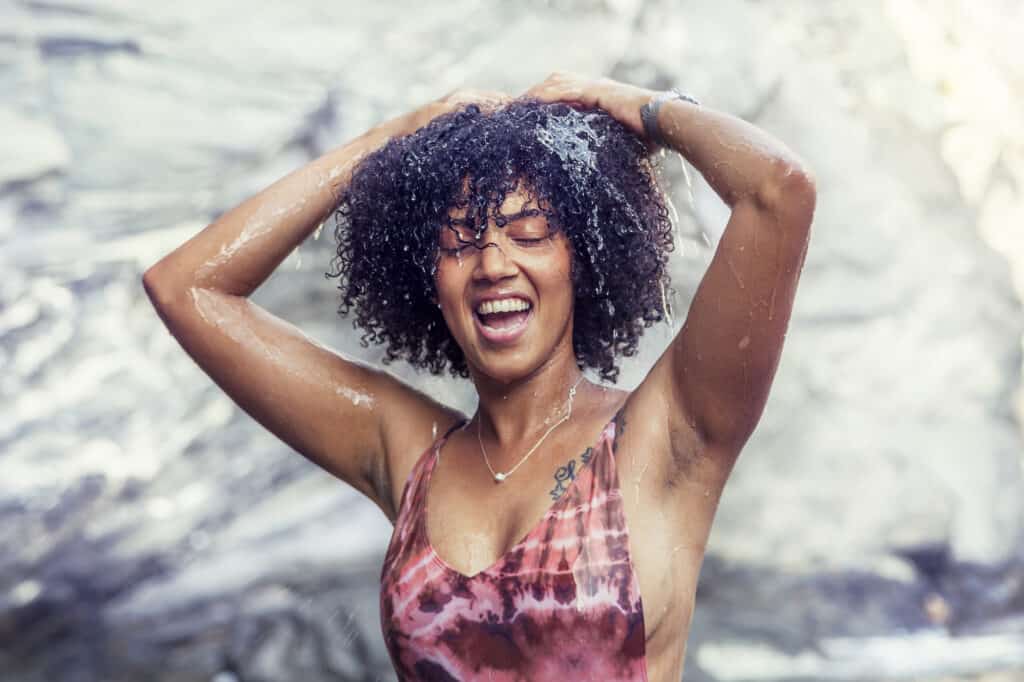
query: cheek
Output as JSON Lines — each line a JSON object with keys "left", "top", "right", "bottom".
{"left": 554, "top": 246, "right": 574, "bottom": 288}
{"left": 433, "top": 258, "right": 454, "bottom": 291}
{"left": 538, "top": 262, "right": 575, "bottom": 311}
{"left": 433, "top": 265, "right": 463, "bottom": 309}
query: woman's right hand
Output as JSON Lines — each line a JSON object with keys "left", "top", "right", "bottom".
{"left": 401, "top": 88, "right": 513, "bottom": 136}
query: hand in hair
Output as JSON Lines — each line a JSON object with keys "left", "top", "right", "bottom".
{"left": 403, "top": 87, "right": 513, "bottom": 136}
{"left": 521, "top": 71, "right": 656, "bottom": 141}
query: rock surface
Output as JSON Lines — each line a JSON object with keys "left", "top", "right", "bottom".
{"left": 1, "top": 0, "right": 1022, "bottom": 680}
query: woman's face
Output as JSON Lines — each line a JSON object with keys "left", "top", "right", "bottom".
{"left": 434, "top": 182, "right": 576, "bottom": 384}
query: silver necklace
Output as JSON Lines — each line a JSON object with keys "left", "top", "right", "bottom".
{"left": 476, "top": 374, "right": 586, "bottom": 483}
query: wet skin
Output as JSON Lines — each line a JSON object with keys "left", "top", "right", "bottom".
{"left": 147, "top": 165, "right": 811, "bottom": 681}
{"left": 144, "top": 81, "right": 816, "bottom": 682}
{"left": 421, "top": 181, "right": 712, "bottom": 681}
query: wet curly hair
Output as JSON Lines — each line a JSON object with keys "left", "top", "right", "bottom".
{"left": 325, "top": 98, "right": 675, "bottom": 384}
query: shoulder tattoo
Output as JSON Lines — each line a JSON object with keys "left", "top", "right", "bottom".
{"left": 549, "top": 447, "right": 593, "bottom": 501}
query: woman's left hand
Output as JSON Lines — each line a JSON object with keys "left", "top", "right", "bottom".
{"left": 519, "top": 72, "right": 657, "bottom": 140}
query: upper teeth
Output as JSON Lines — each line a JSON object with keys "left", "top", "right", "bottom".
{"left": 477, "top": 298, "right": 531, "bottom": 315}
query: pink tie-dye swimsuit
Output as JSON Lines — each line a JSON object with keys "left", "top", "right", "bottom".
{"left": 379, "top": 407, "right": 649, "bottom": 681}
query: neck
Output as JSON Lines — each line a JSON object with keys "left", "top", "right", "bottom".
{"left": 469, "top": 349, "right": 587, "bottom": 464}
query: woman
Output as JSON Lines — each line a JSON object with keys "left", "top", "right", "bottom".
{"left": 143, "top": 72, "right": 815, "bottom": 681}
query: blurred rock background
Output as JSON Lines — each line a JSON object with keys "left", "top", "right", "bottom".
{"left": 1, "top": 0, "right": 1022, "bottom": 680}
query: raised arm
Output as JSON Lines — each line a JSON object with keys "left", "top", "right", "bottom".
{"left": 522, "top": 72, "right": 816, "bottom": 482}
{"left": 141, "top": 93, "right": 485, "bottom": 520}
{"left": 651, "top": 91, "right": 815, "bottom": 468}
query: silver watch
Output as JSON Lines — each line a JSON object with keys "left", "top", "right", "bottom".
{"left": 640, "top": 88, "right": 700, "bottom": 148}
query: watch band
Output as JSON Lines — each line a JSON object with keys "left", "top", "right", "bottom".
{"left": 640, "top": 88, "right": 700, "bottom": 148}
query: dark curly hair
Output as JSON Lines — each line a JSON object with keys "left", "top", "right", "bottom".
{"left": 325, "top": 98, "right": 675, "bottom": 384}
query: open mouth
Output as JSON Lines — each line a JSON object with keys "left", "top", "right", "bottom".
{"left": 476, "top": 308, "right": 530, "bottom": 329}
{"left": 473, "top": 303, "right": 533, "bottom": 344}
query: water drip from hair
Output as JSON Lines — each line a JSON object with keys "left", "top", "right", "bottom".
{"left": 660, "top": 279, "right": 674, "bottom": 327}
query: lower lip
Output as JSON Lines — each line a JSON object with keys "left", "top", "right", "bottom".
{"left": 474, "top": 307, "right": 533, "bottom": 345}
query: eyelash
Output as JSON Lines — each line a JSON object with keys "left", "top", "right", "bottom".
{"left": 440, "top": 238, "right": 545, "bottom": 256}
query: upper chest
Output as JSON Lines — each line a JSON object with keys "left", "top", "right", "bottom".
{"left": 419, "top": 400, "right": 713, "bottom": 649}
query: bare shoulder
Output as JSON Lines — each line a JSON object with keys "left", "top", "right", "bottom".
{"left": 614, "top": 356, "right": 728, "bottom": 558}
{"left": 612, "top": 370, "right": 676, "bottom": 495}
{"left": 616, "top": 354, "right": 726, "bottom": 501}
{"left": 375, "top": 379, "right": 467, "bottom": 525}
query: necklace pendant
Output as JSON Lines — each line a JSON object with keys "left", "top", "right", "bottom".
{"left": 494, "top": 472, "right": 507, "bottom": 482}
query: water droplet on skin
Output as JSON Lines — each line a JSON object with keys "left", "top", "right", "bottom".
{"left": 336, "top": 385, "right": 375, "bottom": 408}
{"left": 678, "top": 152, "right": 696, "bottom": 207}
{"left": 725, "top": 256, "right": 745, "bottom": 289}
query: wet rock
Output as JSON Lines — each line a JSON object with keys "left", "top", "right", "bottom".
{"left": 1, "top": 0, "right": 1022, "bottom": 680}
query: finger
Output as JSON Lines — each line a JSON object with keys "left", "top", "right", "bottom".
{"left": 520, "top": 84, "right": 560, "bottom": 101}
{"left": 446, "top": 88, "right": 512, "bottom": 109}
{"left": 522, "top": 84, "right": 586, "bottom": 105}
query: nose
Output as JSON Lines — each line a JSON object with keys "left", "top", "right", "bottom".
{"left": 472, "top": 238, "right": 518, "bottom": 283}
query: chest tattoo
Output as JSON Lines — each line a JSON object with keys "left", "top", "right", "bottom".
{"left": 549, "top": 447, "right": 593, "bottom": 500}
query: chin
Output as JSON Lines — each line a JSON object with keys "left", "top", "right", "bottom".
{"left": 471, "top": 359, "right": 531, "bottom": 385}
{"left": 468, "top": 348, "right": 543, "bottom": 385}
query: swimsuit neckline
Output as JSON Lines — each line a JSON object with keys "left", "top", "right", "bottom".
{"left": 421, "top": 402, "right": 627, "bottom": 581}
